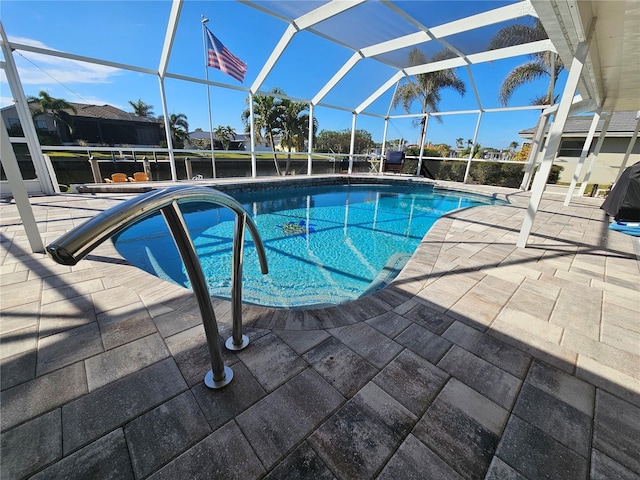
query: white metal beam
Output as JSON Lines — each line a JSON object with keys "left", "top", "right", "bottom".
{"left": 517, "top": 27, "right": 594, "bottom": 248}
{"left": 348, "top": 113, "right": 357, "bottom": 174}
{"left": 578, "top": 112, "right": 611, "bottom": 196}
{"left": 158, "top": 0, "right": 183, "bottom": 78}
{"left": 356, "top": 40, "right": 554, "bottom": 114}
{"left": 6, "top": 41, "right": 156, "bottom": 75}
{"left": 520, "top": 113, "right": 551, "bottom": 190}
{"left": 463, "top": 113, "right": 483, "bottom": 183}
{"left": 0, "top": 22, "right": 54, "bottom": 195}
{"left": 614, "top": 113, "right": 640, "bottom": 182}
{"left": 312, "top": 52, "right": 362, "bottom": 105}
{"left": 564, "top": 110, "right": 601, "bottom": 205}
{"left": 250, "top": 0, "right": 365, "bottom": 94}
{"left": 355, "top": 71, "right": 404, "bottom": 114}
{"left": 0, "top": 119, "right": 44, "bottom": 253}
{"left": 313, "top": 1, "right": 536, "bottom": 107}
{"left": 307, "top": 103, "right": 314, "bottom": 176}
{"left": 158, "top": 77, "right": 177, "bottom": 181}
{"left": 416, "top": 115, "right": 430, "bottom": 176}
{"left": 250, "top": 24, "right": 297, "bottom": 94}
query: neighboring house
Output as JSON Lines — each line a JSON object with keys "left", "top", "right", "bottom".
{"left": 1, "top": 102, "right": 163, "bottom": 146}
{"left": 186, "top": 131, "right": 286, "bottom": 152}
{"left": 519, "top": 110, "right": 640, "bottom": 186}
{"left": 185, "top": 130, "right": 248, "bottom": 151}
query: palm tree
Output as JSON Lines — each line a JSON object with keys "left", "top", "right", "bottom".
{"left": 279, "top": 100, "right": 317, "bottom": 174}
{"left": 242, "top": 87, "right": 286, "bottom": 175}
{"left": 159, "top": 113, "right": 189, "bottom": 149}
{"left": 128, "top": 99, "right": 154, "bottom": 117}
{"left": 489, "top": 18, "right": 564, "bottom": 106}
{"left": 28, "top": 90, "right": 77, "bottom": 143}
{"left": 392, "top": 48, "right": 466, "bottom": 153}
{"left": 213, "top": 125, "right": 236, "bottom": 150}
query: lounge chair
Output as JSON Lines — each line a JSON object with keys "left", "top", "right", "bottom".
{"left": 383, "top": 151, "right": 405, "bottom": 173}
{"left": 104, "top": 173, "right": 128, "bottom": 183}
{"left": 128, "top": 172, "right": 149, "bottom": 182}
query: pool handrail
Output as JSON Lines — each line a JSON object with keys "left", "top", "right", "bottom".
{"left": 46, "top": 185, "right": 269, "bottom": 389}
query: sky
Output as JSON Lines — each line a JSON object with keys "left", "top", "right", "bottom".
{"left": 0, "top": 0, "right": 567, "bottom": 151}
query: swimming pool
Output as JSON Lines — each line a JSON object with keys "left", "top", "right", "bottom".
{"left": 113, "top": 183, "right": 503, "bottom": 308}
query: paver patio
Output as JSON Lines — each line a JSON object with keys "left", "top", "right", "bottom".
{"left": 1, "top": 177, "right": 638, "bottom": 479}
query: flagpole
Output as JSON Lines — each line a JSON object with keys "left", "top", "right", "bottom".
{"left": 202, "top": 16, "right": 217, "bottom": 179}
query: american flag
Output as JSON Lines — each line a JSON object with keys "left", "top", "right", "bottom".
{"left": 205, "top": 27, "right": 247, "bottom": 83}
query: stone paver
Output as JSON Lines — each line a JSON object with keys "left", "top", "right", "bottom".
{"left": 309, "top": 382, "right": 415, "bottom": 479}
{"left": 413, "top": 379, "right": 508, "bottom": 480}
{"left": 495, "top": 415, "right": 589, "bottom": 480}
{"left": 237, "top": 369, "right": 343, "bottom": 470}
{"left": 124, "top": 391, "right": 211, "bottom": 478}
{"left": 148, "top": 421, "right": 265, "bottom": 480}
{"left": 62, "top": 358, "right": 187, "bottom": 454}
{"left": 1, "top": 182, "right": 639, "bottom": 479}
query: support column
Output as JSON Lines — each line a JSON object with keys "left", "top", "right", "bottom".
{"left": 614, "top": 114, "right": 640, "bottom": 182}
{"left": 578, "top": 112, "right": 611, "bottom": 196}
{"left": 158, "top": 76, "right": 178, "bottom": 181}
{"left": 517, "top": 33, "right": 592, "bottom": 248}
{"left": 0, "top": 23, "right": 55, "bottom": 195}
{"left": 380, "top": 118, "right": 390, "bottom": 173}
{"left": 249, "top": 92, "right": 257, "bottom": 178}
{"left": 564, "top": 110, "right": 601, "bottom": 205}
{"left": 416, "top": 115, "right": 430, "bottom": 177}
{"left": 348, "top": 113, "right": 357, "bottom": 174}
{"left": 307, "top": 103, "right": 314, "bottom": 176}
{"left": 1, "top": 119, "right": 44, "bottom": 253}
{"left": 463, "top": 112, "right": 483, "bottom": 184}
{"left": 520, "top": 113, "right": 550, "bottom": 190}
{"left": 89, "top": 156, "right": 102, "bottom": 183}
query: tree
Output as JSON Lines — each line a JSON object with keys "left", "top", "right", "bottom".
{"left": 278, "top": 100, "right": 318, "bottom": 174}
{"left": 128, "top": 99, "right": 155, "bottom": 117}
{"left": 27, "top": 90, "right": 77, "bottom": 143}
{"left": 242, "top": 87, "right": 285, "bottom": 175}
{"left": 159, "top": 113, "right": 189, "bottom": 149}
{"left": 392, "top": 48, "right": 466, "bottom": 152}
{"left": 489, "top": 18, "right": 564, "bottom": 106}
{"left": 213, "top": 125, "right": 236, "bottom": 150}
{"left": 242, "top": 87, "right": 319, "bottom": 175}
{"left": 315, "top": 129, "right": 374, "bottom": 155}
{"left": 509, "top": 141, "right": 519, "bottom": 152}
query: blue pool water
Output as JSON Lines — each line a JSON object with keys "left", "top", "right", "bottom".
{"left": 113, "top": 184, "right": 502, "bottom": 308}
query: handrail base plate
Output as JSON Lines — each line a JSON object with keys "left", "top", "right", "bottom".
{"left": 204, "top": 366, "right": 234, "bottom": 389}
{"left": 226, "top": 335, "right": 250, "bottom": 351}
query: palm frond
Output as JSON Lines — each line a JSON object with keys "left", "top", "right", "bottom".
{"left": 488, "top": 19, "right": 548, "bottom": 50}
{"left": 499, "top": 61, "right": 548, "bottom": 106}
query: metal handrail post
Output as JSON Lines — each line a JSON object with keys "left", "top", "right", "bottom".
{"left": 161, "top": 202, "right": 232, "bottom": 388}
{"left": 46, "top": 185, "right": 269, "bottom": 391}
{"left": 226, "top": 212, "right": 249, "bottom": 350}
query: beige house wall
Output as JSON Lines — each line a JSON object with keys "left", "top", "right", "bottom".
{"left": 554, "top": 137, "right": 640, "bottom": 186}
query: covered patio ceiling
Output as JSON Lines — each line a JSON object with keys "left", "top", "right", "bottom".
{"left": 532, "top": 0, "right": 640, "bottom": 113}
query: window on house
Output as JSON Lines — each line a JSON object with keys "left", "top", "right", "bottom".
{"left": 35, "top": 120, "right": 48, "bottom": 130}
{"left": 558, "top": 140, "right": 585, "bottom": 157}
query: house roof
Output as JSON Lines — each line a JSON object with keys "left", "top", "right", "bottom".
{"left": 519, "top": 110, "right": 640, "bottom": 138}
{"left": 0, "top": 101, "right": 164, "bottom": 124}
{"left": 188, "top": 130, "right": 249, "bottom": 141}
{"left": 67, "top": 103, "right": 161, "bottom": 124}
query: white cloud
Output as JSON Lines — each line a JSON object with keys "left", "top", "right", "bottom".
{"left": 5, "top": 35, "right": 122, "bottom": 86}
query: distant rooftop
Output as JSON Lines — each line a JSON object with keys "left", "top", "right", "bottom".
{"left": 520, "top": 110, "right": 640, "bottom": 138}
